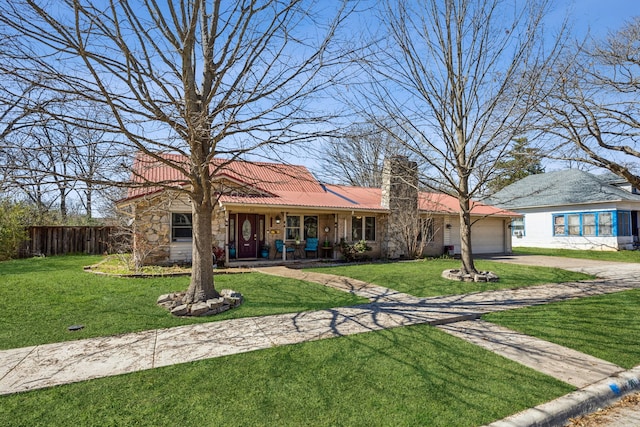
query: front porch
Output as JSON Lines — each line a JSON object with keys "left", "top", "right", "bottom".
{"left": 225, "top": 256, "right": 338, "bottom": 269}
{"left": 224, "top": 210, "right": 346, "bottom": 263}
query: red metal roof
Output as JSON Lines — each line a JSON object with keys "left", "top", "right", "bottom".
{"left": 123, "top": 152, "right": 518, "bottom": 217}
{"left": 125, "top": 152, "right": 322, "bottom": 199}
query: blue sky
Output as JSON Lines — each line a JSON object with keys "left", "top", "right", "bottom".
{"left": 295, "top": 0, "right": 640, "bottom": 180}
{"left": 553, "top": 0, "right": 638, "bottom": 39}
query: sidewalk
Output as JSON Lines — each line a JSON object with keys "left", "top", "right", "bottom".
{"left": 2, "top": 255, "right": 640, "bottom": 425}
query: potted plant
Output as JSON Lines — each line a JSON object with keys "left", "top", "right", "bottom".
{"left": 212, "top": 246, "right": 226, "bottom": 267}
{"left": 260, "top": 244, "right": 270, "bottom": 258}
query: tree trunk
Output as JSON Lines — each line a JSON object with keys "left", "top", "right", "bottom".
{"left": 183, "top": 195, "right": 219, "bottom": 304}
{"left": 59, "top": 187, "right": 67, "bottom": 220}
{"left": 458, "top": 195, "right": 477, "bottom": 275}
{"left": 85, "top": 187, "right": 92, "bottom": 219}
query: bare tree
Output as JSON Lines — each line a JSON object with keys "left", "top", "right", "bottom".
{"left": 538, "top": 17, "right": 640, "bottom": 187}
{"left": 352, "top": 0, "right": 565, "bottom": 274}
{"left": 398, "top": 214, "right": 437, "bottom": 259}
{"left": 0, "top": 82, "right": 55, "bottom": 197}
{"left": 2, "top": 101, "right": 122, "bottom": 223}
{"left": 0, "top": 1, "right": 351, "bottom": 303}
{"left": 63, "top": 111, "right": 124, "bottom": 220}
{"left": 322, "top": 121, "right": 413, "bottom": 187}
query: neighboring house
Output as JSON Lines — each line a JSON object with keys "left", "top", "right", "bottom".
{"left": 117, "top": 152, "right": 518, "bottom": 265}
{"left": 486, "top": 169, "right": 640, "bottom": 251}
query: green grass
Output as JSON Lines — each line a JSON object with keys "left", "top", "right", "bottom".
{"left": 513, "top": 247, "right": 640, "bottom": 263}
{"left": 306, "top": 259, "right": 593, "bottom": 297}
{"left": 0, "top": 255, "right": 367, "bottom": 350}
{"left": 484, "top": 289, "right": 640, "bottom": 369}
{"left": 0, "top": 323, "right": 573, "bottom": 427}
{"left": 88, "top": 254, "right": 192, "bottom": 275}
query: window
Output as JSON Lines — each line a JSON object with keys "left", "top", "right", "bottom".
{"left": 617, "top": 211, "right": 632, "bottom": 236}
{"left": 304, "top": 216, "right": 318, "bottom": 240}
{"left": 553, "top": 211, "right": 617, "bottom": 237}
{"left": 568, "top": 214, "right": 580, "bottom": 236}
{"left": 553, "top": 215, "right": 565, "bottom": 236}
{"left": 582, "top": 213, "right": 596, "bottom": 236}
{"left": 352, "top": 216, "right": 376, "bottom": 241}
{"left": 599, "top": 212, "right": 613, "bottom": 236}
{"left": 172, "top": 213, "right": 192, "bottom": 241}
{"left": 364, "top": 216, "right": 376, "bottom": 241}
{"left": 285, "top": 215, "right": 301, "bottom": 241}
{"left": 511, "top": 218, "right": 525, "bottom": 237}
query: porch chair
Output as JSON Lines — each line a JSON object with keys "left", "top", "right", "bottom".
{"left": 304, "top": 237, "right": 319, "bottom": 258}
{"left": 275, "top": 239, "right": 294, "bottom": 259}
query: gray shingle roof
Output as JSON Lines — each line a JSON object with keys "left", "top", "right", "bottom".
{"left": 485, "top": 169, "right": 640, "bottom": 209}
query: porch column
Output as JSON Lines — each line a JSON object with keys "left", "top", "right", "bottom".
{"left": 334, "top": 213, "right": 338, "bottom": 259}
{"left": 282, "top": 212, "right": 287, "bottom": 261}
{"left": 224, "top": 208, "right": 229, "bottom": 267}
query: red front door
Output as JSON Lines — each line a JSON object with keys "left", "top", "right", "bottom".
{"left": 237, "top": 214, "right": 258, "bottom": 258}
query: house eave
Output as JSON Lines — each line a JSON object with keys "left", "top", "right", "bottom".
{"left": 508, "top": 198, "right": 637, "bottom": 211}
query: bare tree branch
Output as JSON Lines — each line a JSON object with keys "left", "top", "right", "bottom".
{"left": 0, "top": 0, "right": 354, "bottom": 303}
{"left": 538, "top": 16, "right": 640, "bottom": 187}
{"left": 348, "top": 0, "right": 567, "bottom": 273}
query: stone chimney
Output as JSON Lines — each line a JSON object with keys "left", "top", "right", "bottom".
{"left": 381, "top": 156, "right": 418, "bottom": 258}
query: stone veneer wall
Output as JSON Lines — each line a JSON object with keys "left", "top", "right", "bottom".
{"left": 133, "top": 192, "right": 228, "bottom": 265}
{"left": 211, "top": 208, "right": 226, "bottom": 249}
{"left": 133, "top": 196, "right": 172, "bottom": 265}
{"left": 381, "top": 156, "right": 419, "bottom": 259}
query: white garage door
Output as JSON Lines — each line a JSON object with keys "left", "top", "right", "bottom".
{"left": 472, "top": 219, "right": 505, "bottom": 254}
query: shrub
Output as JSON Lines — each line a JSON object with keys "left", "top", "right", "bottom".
{"left": 0, "top": 199, "right": 29, "bottom": 260}
{"left": 338, "top": 238, "right": 372, "bottom": 262}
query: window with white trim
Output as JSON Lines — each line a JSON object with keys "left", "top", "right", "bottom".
{"left": 285, "top": 215, "right": 301, "bottom": 241}
{"left": 172, "top": 213, "right": 193, "bottom": 241}
{"left": 511, "top": 218, "right": 525, "bottom": 237}
{"left": 352, "top": 216, "right": 376, "bottom": 241}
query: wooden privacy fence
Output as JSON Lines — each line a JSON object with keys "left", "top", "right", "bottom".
{"left": 19, "top": 226, "right": 128, "bottom": 258}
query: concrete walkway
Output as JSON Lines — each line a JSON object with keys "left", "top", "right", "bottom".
{"left": 2, "top": 255, "right": 640, "bottom": 426}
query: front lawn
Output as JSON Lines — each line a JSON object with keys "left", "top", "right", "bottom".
{"left": 0, "top": 323, "right": 573, "bottom": 427}
{"left": 307, "top": 259, "right": 593, "bottom": 297}
{"left": 0, "top": 255, "right": 367, "bottom": 350}
{"left": 513, "top": 247, "right": 640, "bottom": 263}
{"left": 484, "top": 289, "right": 640, "bottom": 369}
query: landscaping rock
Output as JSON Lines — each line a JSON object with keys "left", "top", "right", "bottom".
{"left": 190, "top": 302, "right": 210, "bottom": 316}
{"left": 170, "top": 304, "right": 189, "bottom": 316}
{"left": 206, "top": 297, "right": 225, "bottom": 310}
{"left": 485, "top": 271, "right": 499, "bottom": 282}
{"left": 220, "top": 289, "right": 242, "bottom": 298}
{"left": 223, "top": 296, "right": 241, "bottom": 306}
{"left": 441, "top": 269, "right": 499, "bottom": 283}
{"left": 157, "top": 294, "right": 173, "bottom": 304}
{"left": 158, "top": 289, "right": 243, "bottom": 317}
